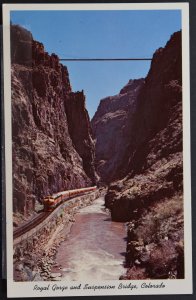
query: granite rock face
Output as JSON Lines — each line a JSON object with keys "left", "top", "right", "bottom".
{"left": 11, "top": 25, "right": 97, "bottom": 216}
{"left": 105, "top": 31, "right": 182, "bottom": 221}
{"left": 64, "top": 91, "right": 99, "bottom": 184}
{"left": 118, "top": 31, "right": 182, "bottom": 179}
{"left": 91, "top": 79, "right": 144, "bottom": 182}
{"left": 102, "top": 31, "right": 183, "bottom": 279}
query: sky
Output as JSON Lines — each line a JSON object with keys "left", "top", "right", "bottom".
{"left": 11, "top": 10, "right": 181, "bottom": 118}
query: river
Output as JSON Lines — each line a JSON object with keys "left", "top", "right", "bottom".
{"left": 53, "top": 196, "right": 127, "bottom": 281}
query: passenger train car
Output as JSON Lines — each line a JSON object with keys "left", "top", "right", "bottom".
{"left": 43, "top": 186, "right": 97, "bottom": 211}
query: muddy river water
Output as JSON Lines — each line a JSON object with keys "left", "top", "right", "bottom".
{"left": 54, "top": 196, "right": 127, "bottom": 281}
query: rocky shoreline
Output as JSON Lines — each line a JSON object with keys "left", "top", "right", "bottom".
{"left": 14, "top": 193, "right": 101, "bottom": 282}
{"left": 119, "top": 195, "right": 184, "bottom": 280}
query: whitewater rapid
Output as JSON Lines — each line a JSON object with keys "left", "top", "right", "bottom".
{"left": 54, "top": 197, "right": 127, "bottom": 281}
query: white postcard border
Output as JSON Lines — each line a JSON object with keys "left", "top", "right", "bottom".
{"left": 3, "top": 2, "right": 192, "bottom": 297}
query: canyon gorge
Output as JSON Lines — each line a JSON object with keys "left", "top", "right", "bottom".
{"left": 11, "top": 24, "right": 183, "bottom": 280}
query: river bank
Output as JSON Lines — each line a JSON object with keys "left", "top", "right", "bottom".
{"left": 14, "top": 191, "right": 101, "bottom": 281}
{"left": 50, "top": 197, "right": 127, "bottom": 281}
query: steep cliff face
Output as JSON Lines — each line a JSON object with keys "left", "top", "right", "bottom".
{"left": 11, "top": 25, "right": 97, "bottom": 216}
{"left": 103, "top": 31, "right": 183, "bottom": 279}
{"left": 105, "top": 31, "right": 182, "bottom": 219}
{"left": 118, "top": 31, "right": 182, "bottom": 179}
{"left": 91, "top": 79, "right": 144, "bottom": 182}
{"left": 64, "top": 91, "right": 98, "bottom": 184}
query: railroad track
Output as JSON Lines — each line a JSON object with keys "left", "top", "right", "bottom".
{"left": 13, "top": 190, "right": 98, "bottom": 240}
{"left": 13, "top": 212, "right": 50, "bottom": 240}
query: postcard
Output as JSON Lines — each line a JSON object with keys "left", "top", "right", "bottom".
{"left": 2, "top": 2, "right": 192, "bottom": 297}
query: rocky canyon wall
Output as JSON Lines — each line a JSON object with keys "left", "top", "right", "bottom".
{"left": 91, "top": 79, "right": 144, "bottom": 182}
{"left": 11, "top": 25, "right": 97, "bottom": 216}
{"left": 93, "top": 31, "right": 183, "bottom": 279}
{"left": 105, "top": 31, "right": 182, "bottom": 221}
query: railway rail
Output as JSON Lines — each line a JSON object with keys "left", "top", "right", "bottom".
{"left": 13, "top": 212, "right": 49, "bottom": 240}
{"left": 13, "top": 188, "right": 98, "bottom": 240}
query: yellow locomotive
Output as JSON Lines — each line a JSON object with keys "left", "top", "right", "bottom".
{"left": 43, "top": 186, "right": 97, "bottom": 211}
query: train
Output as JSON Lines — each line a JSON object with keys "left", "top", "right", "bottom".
{"left": 43, "top": 186, "right": 97, "bottom": 211}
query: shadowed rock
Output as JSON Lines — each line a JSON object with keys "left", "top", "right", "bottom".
{"left": 96, "top": 31, "right": 183, "bottom": 279}
{"left": 91, "top": 79, "right": 144, "bottom": 183}
{"left": 11, "top": 24, "right": 98, "bottom": 216}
